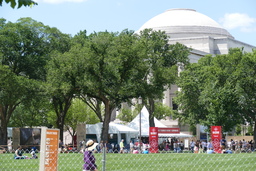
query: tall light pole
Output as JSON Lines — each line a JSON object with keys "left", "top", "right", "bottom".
{"left": 138, "top": 96, "right": 142, "bottom": 153}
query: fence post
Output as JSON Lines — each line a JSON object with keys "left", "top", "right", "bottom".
{"left": 102, "top": 143, "right": 106, "bottom": 171}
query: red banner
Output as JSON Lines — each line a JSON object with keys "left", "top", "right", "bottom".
{"left": 149, "top": 127, "right": 158, "bottom": 153}
{"left": 211, "top": 126, "right": 222, "bottom": 153}
{"left": 158, "top": 128, "right": 180, "bottom": 134}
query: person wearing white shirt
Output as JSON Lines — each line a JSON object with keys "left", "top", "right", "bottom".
{"left": 190, "top": 140, "right": 195, "bottom": 153}
{"left": 129, "top": 141, "right": 134, "bottom": 153}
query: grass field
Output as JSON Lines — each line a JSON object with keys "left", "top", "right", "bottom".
{"left": 1, "top": 152, "right": 256, "bottom": 171}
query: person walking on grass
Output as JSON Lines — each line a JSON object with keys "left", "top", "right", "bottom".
{"left": 83, "top": 140, "right": 98, "bottom": 171}
{"left": 130, "top": 140, "right": 134, "bottom": 153}
{"left": 119, "top": 139, "right": 124, "bottom": 153}
{"left": 190, "top": 140, "right": 195, "bottom": 153}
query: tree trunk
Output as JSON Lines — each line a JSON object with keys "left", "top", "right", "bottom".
{"left": 0, "top": 120, "right": 7, "bottom": 145}
{"left": 148, "top": 98, "right": 155, "bottom": 127}
{"left": 96, "top": 100, "right": 103, "bottom": 122}
{"left": 0, "top": 104, "right": 17, "bottom": 145}
{"left": 254, "top": 121, "right": 256, "bottom": 148}
{"left": 101, "top": 99, "right": 114, "bottom": 142}
{"left": 56, "top": 114, "right": 65, "bottom": 142}
{"left": 53, "top": 96, "right": 72, "bottom": 142}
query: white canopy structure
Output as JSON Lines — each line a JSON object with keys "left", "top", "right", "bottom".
{"left": 128, "top": 106, "right": 166, "bottom": 137}
{"left": 128, "top": 106, "right": 192, "bottom": 138}
{"left": 86, "top": 122, "right": 139, "bottom": 144}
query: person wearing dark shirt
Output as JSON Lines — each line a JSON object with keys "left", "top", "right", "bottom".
{"left": 220, "top": 137, "right": 227, "bottom": 150}
{"left": 83, "top": 140, "right": 98, "bottom": 171}
{"left": 14, "top": 146, "right": 27, "bottom": 159}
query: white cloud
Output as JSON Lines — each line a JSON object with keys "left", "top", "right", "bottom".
{"left": 219, "top": 13, "right": 256, "bottom": 32}
{"left": 35, "top": 0, "right": 88, "bottom": 4}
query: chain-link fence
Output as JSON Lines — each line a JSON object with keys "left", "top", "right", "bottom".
{"left": 1, "top": 144, "right": 256, "bottom": 171}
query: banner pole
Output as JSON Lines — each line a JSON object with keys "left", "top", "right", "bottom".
{"left": 39, "top": 127, "right": 47, "bottom": 171}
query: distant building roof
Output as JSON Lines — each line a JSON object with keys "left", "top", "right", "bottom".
{"left": 138, "top": 8, "right": 233, "bottom": 39}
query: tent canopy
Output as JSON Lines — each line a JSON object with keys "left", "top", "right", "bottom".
{"left": 86, "top": 122, "right": 139, "bottom": 144}
{"left": 86, "top": 122, "right": 138, "bottom": 134}
{"left": 128, "top": 106, "right": 192, "bottom": 138}
{"left": 128, "top": 106, "right": 166, "bottom": 137}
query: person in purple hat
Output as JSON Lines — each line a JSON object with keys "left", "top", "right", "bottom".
{"left": 83, "top": 139, "right": 99, "bottom": 171}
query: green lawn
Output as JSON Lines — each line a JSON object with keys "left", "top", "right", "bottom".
{"left": 1, "top": 152, "right": 256, "bottom": 171}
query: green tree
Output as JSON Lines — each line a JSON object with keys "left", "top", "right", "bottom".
{"left": 64, "top": 98, "right": 99, "bottom": 145}
{"left": 46, "top": 49, "right": 80, "bottom": 142}
{"left": 235, "top": 124, "right": 242, "bottom": 135}
{"left": 247, "top": 125, "right": 253, "bottom": 136}
{"left": 0, "top": 65, "right": 39, "bottom": 145}
{"left": 0, "top": 18, "right": 70, "bottom": 80}
{"left": 235, "top": 49, "right": 256, "bottom": 143}
{"left": 174, "top": 48, "right": 256, "bottom": 144}
{"left": 0, "top": 17, "right": 70, "bottom": 144}
{"left": 75, "top": 30, "right": 144, "bottom": 142}
{"left": 80, "top": 95, "right": 104, "bottom": 122}
{"left": 117, "top": 108, "right": 137, "bottom": 123}
{"left": 135, "top": 29, "right": 190, "bottom": 127}
{"left": 72, "top": 29, "right": 190, "bottom": 142}
{"left": 154, "top": 102, "right": 173, "bottom": 120}
{"left": 0, "top": 0, "right": 37, "bottom": 8}
{"left": 8, "top": 95, "right": 51, "bottom": 128}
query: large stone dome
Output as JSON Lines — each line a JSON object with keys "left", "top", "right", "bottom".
{"left": 138, "top": 9, "right": 234, "bottom": 39}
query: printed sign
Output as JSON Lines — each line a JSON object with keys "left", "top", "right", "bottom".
{"left": 149, "top": 127, "right": 158, "bottom": 153}
{"left": 211, "top": 126, "right": 222, "bottom": 153}
{"left": 45, "top": 129, "right": 59, "bottom": 171}
{"left": 40, "top": 128, "right": 59, "bottom": 171}
{"left": 158, "top": 128, "right": 180, "bottom": 134}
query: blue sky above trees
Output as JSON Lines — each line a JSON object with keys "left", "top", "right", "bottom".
{"left": 1, "top": 0, "right": 256, "bottom": 46}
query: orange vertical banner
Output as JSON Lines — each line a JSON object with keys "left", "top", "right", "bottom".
{"left": 45, "top": 129, "right": 59, "bottom": 171}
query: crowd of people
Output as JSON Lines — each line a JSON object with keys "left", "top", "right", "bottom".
{"left": 227, "top": 139, "right": 254, "bottom": 152}
{"left": 158, "top": 139, "right": 185, "bottom": 153}
{"left": 77, "top": 137, "right": 255, "bottom": 155}
{"left": 78, "top": 139, "right": 150, "bottom": 154}
{"left": 188, "top": 138, "right": 255, "bottom": 154}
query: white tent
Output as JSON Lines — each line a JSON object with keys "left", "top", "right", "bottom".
{"left": 128, "top": 106, "right": 192, "bottom": 138}
{"left": 128, "top": 106, "right": 166, "bottom": 137}
{"left": 86, "top": 122, "right": 139, "bottom": 144}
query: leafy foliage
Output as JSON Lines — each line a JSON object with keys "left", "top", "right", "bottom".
{"left": 64, "top": 99, "right": 99, "bottom": 144}
{"left": 0, "top": 17, "right": 70, "bottom": 144}
{"left": 134, "top": 29, "right": 190, "bottom": 127}
{"left": 0, "top": 65, "right": 38, "bottom": 144}
{"left": 154, "top": 102, "right": 173, "bottom": 120}
{"left": 117, "top": 108, "right": 137, "bottom": 123}
{"left": 174, "top": 48, "right": 256, "bottom": 142}
{"left": 0, "top": 0, "right": 37, "bottom": 8}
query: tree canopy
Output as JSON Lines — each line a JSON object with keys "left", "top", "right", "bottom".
{"left": 72, "top": 30, "right": 145, "bottom": 141}
{"left": 63, "top": 29, "right": 190, "bottom": 142}
{"left": 174, "top": 48, "right": 256, "bottom": 143}
{"left": 135, "top": 29, "right": 190, "bottom": 127}
{"left": 0, "top": 0, "right": 37, "bottom": 8}
{"left": 0, "top": 17, "right": 70, "bottom": 145}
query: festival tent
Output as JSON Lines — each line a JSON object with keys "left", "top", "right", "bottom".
{"left": 128, "top": 106, "right": 192, "bottom": 138}
{"left": 86, "top": 122, "right": 139, "bottom": 144}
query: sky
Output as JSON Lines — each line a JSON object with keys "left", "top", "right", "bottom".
{"left": 1, "top": 0, "right": 256, "bottom": 46}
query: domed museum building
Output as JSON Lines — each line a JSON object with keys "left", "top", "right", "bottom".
{"left": 137, "top": 9, "right": 255, "bottom": 133}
